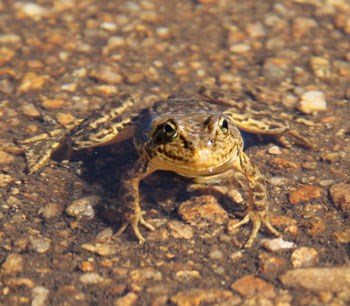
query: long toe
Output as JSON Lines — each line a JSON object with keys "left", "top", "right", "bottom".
{"left": 139, "top": 215, "right": 155, "bottom": 231}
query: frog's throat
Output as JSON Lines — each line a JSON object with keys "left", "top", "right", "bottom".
{"left": 148, "top": 152, "right": 239, "bottom": 177}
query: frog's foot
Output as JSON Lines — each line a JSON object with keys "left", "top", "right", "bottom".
{"left": 114, "top": 213, "right": 155, "bottom": 244}
{"left": 275, "top": 130, "right": 314, "bottom": 150}
{"left": 230, "top": 211, "right": 282, "bottom": 248}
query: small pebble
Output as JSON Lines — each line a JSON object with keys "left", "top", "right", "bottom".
{"left": 289, "top": 185, "right": 324, "bottom": 205}
{"left": 198, "top": 0, "right": 219, "bottom": 4}
{"left": 55, "top": 113, "right": 76, "bottom": 126}
{"left": 219, "top": 72, "right": 236, "bottom": 84}
{"left": 1, "top": 253, "right": 24, "bottom": 274}
{"left": 6, "top": 196, "right": 22, "bottom": 208}
{"left": 261, "top": 238, "right": 297, "bottom": 252}
{"left": 0, "top": 150, "right": 15, "bottom": 164}
{"left": 66, "top": 195, "right": 100, "bottom": 219}
{"left": 263, "top": 57, "right": 290, "bottom": 83}
{"left": 114, "top": 292, "right": 138, "bottom": 306}
{"left": 333, "top": 229, "right": 350, "bottom": 244}
{"left": 270, "top": 158, "right": 299, "bottom": 169}
{"left": 0, "top": 48, "right": 15, "bottom": 65}
{"left": 320, "top": 151, "right": 346, "bottom": 163}
{"left": 92, "top": 85, "right": 119, "bottom": 96}
{"left": 280, "top": 266, "right": 350, "bottom": 292}
{"left": 89, "top": 66, "right": 123, "bottom": 85}
{"left": 32, "top": 286, "right": 49, "bottom": 306}
{"left": 230, "top": 251, "right": 243, "bottom": 261}
{"left": 178, "top": 195, "right": 228, "bottom": 227}
{"left": 310, "top": 57, "right": 332, "bottom": 78}
{"left": 231, "top": 275, "right": 276, "bottom": 298}
{"left": 4, "top": 277, "right": 34, "bottom": 289}
{"left": 301, "top": 162, "right": 318, "bottom": 170}
{"left": 291, "top": 247, "right": 319, "bottom": 268}
{"left": 125, "top": 71, "right": 144, "bottom": 84}
{"left": 16, "top": 2, "right": 49, "bottom": 19}
{"left": 0, "top": 174, "right": 15, "bottom": 187}
{"left": 168, "top": 221, "right": 194, "bottom": 239}
{"left": 81, "top": 243, "right": 119, "bottom": 256}
{"left": 21, "top": 103, "right": 41, "bottom": 118}
{"left": 29, "top": 237, "right": 51, "bottom": 253}
{"left": 259, "top": 253, "right": 287, "bottom": 274}
{"left": 0, "top": 34, "right": 21, "bottom": 44}
{"left": 230, "top": 43, "right": 251, "bottom": 54}
{"left": 319, "top": 179, "right": 335, "bottom": 187}
{"left": 106, "top": 36, "right": 126, "bottom": 49}
{"left": 268, "top": 145, "right": 282, "bottom": 155}
{"left": 156, "top": 27, "right": 171, "bottom": 39}
{"left": 17, "top": 73, "right": 49, "bottom": 94}
{"left": 38, "top": 203, "right": 62, "bottom": 219}
{"left": 208, "top": 247, "right": 224, "bottom": 260}
{"left": 269, "top": 176, "right": 289, "bottom": 186}
{"left": 130, "top": 268, "right": 162, "bottom": 282}
{"left": 79, "top": 273, "right": 105, "bottom": 284}
{"left": 292, "top": 17, "right": 318, "bottom": 39}
{"left": 330, "top": 183, "right": 350, "bottom": 216}
{"left": 298, "top": 91, "right": 327, "bottom": 114}
{"left": 60, "top": 83, "right": 77, "bottom": 92}
{"left": 171, "top": 288, "right": 237, "bottom": 306}
{"left": 79, "top": 261, "right": 95, "bottom": 272}
{"left": 176, "top": 270, "right": 201, "bottom": 281}
{"left": 100, "top": 22, "right": 118, "bottom": 32}
{"left": 41, "top": 98, "right": 67, "bottom": 110}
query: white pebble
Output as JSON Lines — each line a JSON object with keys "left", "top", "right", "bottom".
{"left": 230, "top": 43, "right": 251, "bottom": 54}
{"left": 100, "top": 22, "right": 118, "bottom": 31}
{"left": 32, "top": 286, "right": 49, "bottom": 306}
{"left": 261, "top": 238, "right": 297, "bottom": 252}
{"left": 269, "top": 176, "right": 289, "bottom": 186}
{"left": 268, "top": 145, "right": 282, "bottom": 155}
{"left": 17, "top": 3, "right": 49, "bottom": 19}
{"left": 80, "top": 273, "right": 105, "bottom": 284}
{"left": 298, "top": 90, "right": 327, "bottom": 114}
{"left": 66, "top": 196, "right": 100, "bottom": 219}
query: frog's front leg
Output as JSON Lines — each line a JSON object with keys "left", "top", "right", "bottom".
{"left": 114, "top": 156, "right": 156, "bottom": 243}
{"left": 231, "top": 151, "right": 281, "bottom": 247}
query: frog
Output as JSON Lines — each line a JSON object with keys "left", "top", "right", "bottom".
{"left": 21, "top": 87, "right": 313, "bottom": 248}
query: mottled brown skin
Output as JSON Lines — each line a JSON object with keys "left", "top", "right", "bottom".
{"left": 21, "top": 88, "right": 313, "bottom": 247}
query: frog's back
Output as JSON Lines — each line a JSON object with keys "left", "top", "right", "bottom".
{"left": 149, "top": 97, "right": 222, "bottom": 117}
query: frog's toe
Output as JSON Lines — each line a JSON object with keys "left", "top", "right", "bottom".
{"left": 114, "top": 214, "right": 154, "bottom": 244}
{"left": 139, "top": 215, "right": 155, "bottom": 231}
{"left": 229, "top": 212, "right": 282, "bottom": 248}
{"left": 114, "top": 221, "right": 129, "bottom": 237}
{"left": 131, "top": 222, "right": 146, "bottom": 244}
{"left": 244, "top": 213, "right": 261, "bottom": 248}
{"left": 261, "top": 216, "right": 282, "bottom": 238}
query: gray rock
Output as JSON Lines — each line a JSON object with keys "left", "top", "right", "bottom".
{"left": 280, "top": 266, "right": 350, "bottom": 292}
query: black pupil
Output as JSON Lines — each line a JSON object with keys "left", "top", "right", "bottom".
{"left": 221, "top": 119, "right": 228, "bottom": 131}
{"left": 164, "top": 122, "right": 175, "bottom": 135}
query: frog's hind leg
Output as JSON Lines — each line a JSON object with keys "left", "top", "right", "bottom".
{"left": 286, "top": 129, "right": 314, "bottom": 149}
{"left": 20, "top": 128, "right": 68, "bottom": 174}
{"left": 224, "top": 111, "right": 314, "bottom": 150}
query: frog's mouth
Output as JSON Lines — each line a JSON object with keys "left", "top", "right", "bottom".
{"left": 149, "top": 148, "right": 239, "bottom": 177}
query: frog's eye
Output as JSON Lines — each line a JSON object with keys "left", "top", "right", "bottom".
{"left": 218, "top": 117, "right": 229, "bottom": 134}
{"left": 163, "top": 120, "right": 178, "bottom": 138}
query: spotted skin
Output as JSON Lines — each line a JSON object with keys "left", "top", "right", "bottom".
{"left": 21, "top": 88, "right": 314, "bottom": 247}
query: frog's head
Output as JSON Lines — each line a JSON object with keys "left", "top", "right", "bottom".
{"left": 139, "top": 110, "right": 243, "bottom": 176}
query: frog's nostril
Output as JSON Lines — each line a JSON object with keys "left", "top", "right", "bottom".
{"left": 208, "top": 139, "right": 215, "bottom": 146}
{"left": 184, "top": 140, "right": 196, "bottom": 149}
